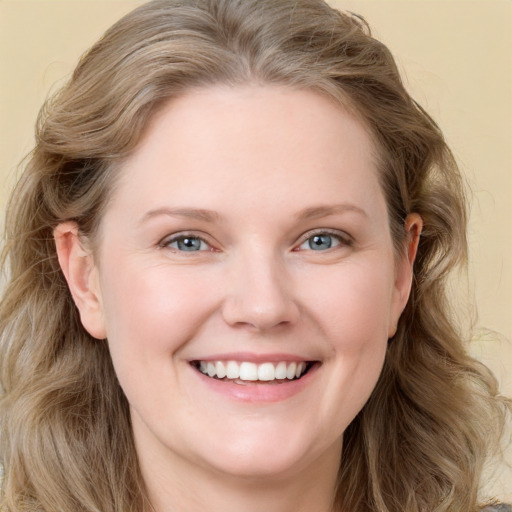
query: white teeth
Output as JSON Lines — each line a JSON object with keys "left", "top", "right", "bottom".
{"left": 216, "top": 361, "right": 226, "bottom": 379}
{"left": 239, "top": 362, "right": 258, "bottom": 381}
{"left": 275, "top": 361, "right": 287, "bottom": 379}
{"left": 226, "top": 361, "right": 239, "bottom": 379}
{"left": 207, "top": 362, "right": 216, "bottom": 377}
{"left": 196, "top": 360, "right": 309, "bottom": 382}
{"left": 257, "top": 362, "right": 275, "bottom": 381}
{"left": 286, "top": 362, "right": 297, "bottom": 380}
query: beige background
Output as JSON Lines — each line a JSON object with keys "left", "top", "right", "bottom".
{"left": 1, "top": 0, "right": 511, "bottom": 501}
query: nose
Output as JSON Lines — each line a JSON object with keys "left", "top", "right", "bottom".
{"left": 221, "top": 252, "right": 300, "bottom": 332}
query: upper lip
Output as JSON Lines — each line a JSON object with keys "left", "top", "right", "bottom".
{"left": 189, "top": 352, "right": 316, "bottom": 363}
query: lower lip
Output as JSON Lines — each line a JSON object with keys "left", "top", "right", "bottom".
{"left": 191, "top": 364, "right": 319, "bottom": 403}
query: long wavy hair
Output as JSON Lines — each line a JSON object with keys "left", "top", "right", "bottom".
{"left": 1, "top": 1, "right": 509, "bottom": 511}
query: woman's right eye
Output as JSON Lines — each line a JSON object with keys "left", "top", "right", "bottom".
{"left": 163, "top": 235, "right": 210, "bottom": 252}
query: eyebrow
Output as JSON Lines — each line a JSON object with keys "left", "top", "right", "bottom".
{"left": 295, "top": 204, "right": 368, "bottom": 221}
{"left": 140, "top": 207, "right": 221, "bottom": 224}
{"left": 140, "top": 203, "right": 367, "bottom": 225}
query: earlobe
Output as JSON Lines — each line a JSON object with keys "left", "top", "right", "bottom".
{"left": 54, "top": 222, "right": 107, "bottom": 339}
{"left": 388, "top": 213, "right": 423, "bottom": 338}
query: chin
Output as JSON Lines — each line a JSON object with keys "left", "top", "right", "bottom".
{"left": 205, "top": 450, "right": 314, "bottom": 482}
{"left": 191, "top": 426, "right": 340, "bottom": 482}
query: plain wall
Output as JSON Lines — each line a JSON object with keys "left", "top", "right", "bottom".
{"left": 1, "top": 0, "right": 511, "bottom": 502}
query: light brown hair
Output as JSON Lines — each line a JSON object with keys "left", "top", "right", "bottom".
{"left": 1, "top": 1, "right": 510, "bottom": 511}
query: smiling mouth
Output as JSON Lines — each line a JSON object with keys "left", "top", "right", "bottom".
{"left": 191, "top": 360, "right": 316, "bottom": 383}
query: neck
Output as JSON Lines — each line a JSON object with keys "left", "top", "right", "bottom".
{"left": 138, "top": 439, "right": 342, "bottom": 512}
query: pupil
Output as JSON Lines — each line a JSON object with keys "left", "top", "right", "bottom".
{"left": 310, "top": 234, "right": 332, "bottom": 250}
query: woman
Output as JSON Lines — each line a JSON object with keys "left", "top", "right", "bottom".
{"left": 0, "top": 0, "right": 510, "bottom": 511}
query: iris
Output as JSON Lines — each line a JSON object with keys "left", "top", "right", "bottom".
{"left": 173, "top": 236, "right": 204, "bottom": 251}
{"left": 308, "top": 234, "right": 334, "bottom": 250}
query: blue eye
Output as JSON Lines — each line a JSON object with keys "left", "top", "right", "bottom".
{"left": 308, "top": 234, "right": 338, "bottom": 250}
{"left": 298, "top": 232, "right": 344, "bottom": 251}
{"left": 166, "top": 235, "right": 208, "bottom": 252}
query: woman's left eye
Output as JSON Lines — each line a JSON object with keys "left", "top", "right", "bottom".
{"left": 297, "top": 232, "right": 347, "bottom": 251}
{"left": 164, "top": 235, "right": 210, "bottom": 252}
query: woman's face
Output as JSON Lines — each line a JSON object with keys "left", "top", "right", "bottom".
{"left": 73, "top": 86, "right": 416, "bottom": 481}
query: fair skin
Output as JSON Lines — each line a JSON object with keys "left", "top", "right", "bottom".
{"left": 55, "top": 85, "right": 421, "bottom": 512}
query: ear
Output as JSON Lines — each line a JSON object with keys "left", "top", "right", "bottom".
{"left": 54, "top": 222, "right": 107, "bottom": 339}
{"left": 388, "top": 213, "right": 423, "bottom": 338}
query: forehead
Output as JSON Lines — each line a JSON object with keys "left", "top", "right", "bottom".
{"left": 107, "top": 85, "right": 384, "bottom": 222}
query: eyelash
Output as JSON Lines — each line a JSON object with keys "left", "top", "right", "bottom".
{"left": 160, "top": 229, "right": 352, "bottom": 253}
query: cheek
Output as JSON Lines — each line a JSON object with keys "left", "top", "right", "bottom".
{"left": 98, "top": 260, "right": 220, "bottom": 364}
{"left": 304, "top": 263, "right": 393, "bottom": 429}
{"left": 300, "top": 260, "right": 395, "bottom": 350}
